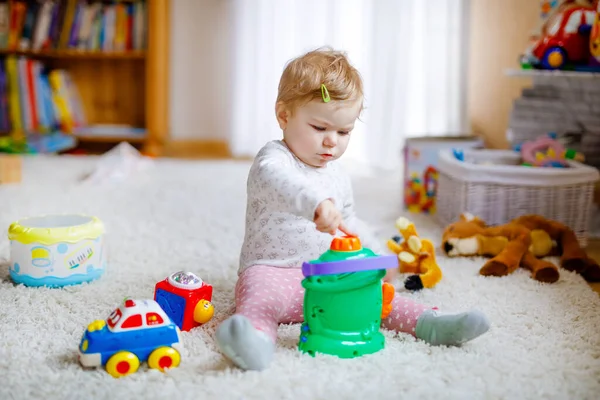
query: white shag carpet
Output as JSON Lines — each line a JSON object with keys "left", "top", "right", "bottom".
{"left": 1, "top": 155, "right": 599, "bottom": 400}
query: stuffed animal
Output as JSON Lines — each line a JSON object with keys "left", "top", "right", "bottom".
{"left": 387, "top": 217, "right": 442, "bottom": 290}
{"left": 441, "top": 213, "right": 600, "bottom": 283}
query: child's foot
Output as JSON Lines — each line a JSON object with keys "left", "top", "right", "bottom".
{"left": 415, "top": 309, "right": 490, "bottom": 346}
{"left": 215, "top": 314, "right": 275, "bottom": 371}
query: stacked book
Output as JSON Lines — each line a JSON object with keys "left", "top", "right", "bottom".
{"left": 507, "top": 75, "right": 600, "bottom": 169}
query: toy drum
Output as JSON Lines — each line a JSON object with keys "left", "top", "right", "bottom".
{"left": 298, "top": 236, "right": 397, "bottom": 359}
{"left": 8, "top": 214, "right": 106, "bottom": 287}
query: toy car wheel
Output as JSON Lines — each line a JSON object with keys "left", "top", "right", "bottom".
{"left": 105, "top": 351, "right": 140, "bottom": 378}
{"left": 541, "top": 47, "right": 567, "bottom": 70}
{"left": 147, "top": 346, "right": 181, "bottom": 372}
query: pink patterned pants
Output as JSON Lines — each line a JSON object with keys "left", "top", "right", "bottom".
{"left": 235, "top": 265, "right": 433, "bottom": 342}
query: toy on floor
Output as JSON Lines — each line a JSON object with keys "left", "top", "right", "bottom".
{"left": 515, "top": 134, "right": 585, "bottom": 167}
{"left": 0, "top": 154, "right": 22, "bottom": 184}
{"left": 404, "top": 167, "right": 438, "bottom": 214}
{"left": 154, "top": 271, "right": 214, "bottom": 332}
{"left": 8, "top": 214, "right": 106, "bottom": 287}
{"left": 441, "top": 213, "right": 600, "bottom": 283}
{"left": 298, "top": 236, "right": 397, "bottom": 359}
{"left": 387, "top": 217, "right": 442, "bottom": 291}
{"left": 78, "top": 298, "right": 183, "bottom": 378}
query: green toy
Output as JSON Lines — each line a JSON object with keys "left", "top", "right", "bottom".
{"left": 298, "top": 236, "right": 397, "bottom": 359}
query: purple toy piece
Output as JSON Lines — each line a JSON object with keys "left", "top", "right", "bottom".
{"left": 302, "top": 255, "right": 398, "bottom": 277}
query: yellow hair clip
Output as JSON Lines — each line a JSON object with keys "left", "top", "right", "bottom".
{"left": 321, "top": 84, "right": 330, "bottom": 103}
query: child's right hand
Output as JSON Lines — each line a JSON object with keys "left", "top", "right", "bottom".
{"left": 314, "top": 199, "right": 356, "bottom": 236}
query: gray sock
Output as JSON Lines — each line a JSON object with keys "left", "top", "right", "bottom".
{"left": 215, "top": 314, "right": 275, "bottom": 371}
{"left": 415, "top": 309, "right": 490, "bottom": 346}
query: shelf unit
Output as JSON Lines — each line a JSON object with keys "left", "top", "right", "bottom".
{"left": 0, "top": 49, "right": 147, "bottom": 60}
{"left": 505, "top": 67, "right": 600, "bottom": 209}
{"left": 503, "top": 67, "right": 600, "bottom": 171}
{"left": 0, "top": 0, "right": 170, "bottom": 156}
{"left": 504, "top": 68, "right": 600, "bottom": 78}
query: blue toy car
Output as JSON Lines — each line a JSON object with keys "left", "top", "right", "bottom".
{"left": 78, "top": 298, "right": 183, "bottom": 378}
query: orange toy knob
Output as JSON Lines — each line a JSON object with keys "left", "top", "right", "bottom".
{"left": 381, "top": 282, "right": 395, "bottom": 319}
{"left": 330, "top": 236, "right": 362, "bottom": 251}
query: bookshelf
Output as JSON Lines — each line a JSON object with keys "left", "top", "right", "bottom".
{"left": 0, "top": 0, "right": 170, "bottom": 156}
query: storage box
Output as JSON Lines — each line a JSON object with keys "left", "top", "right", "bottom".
{"left": 434, "top": 149, "right": 600, "bottom": 246}
{"left": 403, "top": 136, "right": 484, "bottom": 214}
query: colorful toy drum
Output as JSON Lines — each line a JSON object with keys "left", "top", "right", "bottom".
{"left": 298, "top": 236, "right": 397, "bottom": 359}
{"left": 8, "top": 214, "right": 106, "bottom": 287}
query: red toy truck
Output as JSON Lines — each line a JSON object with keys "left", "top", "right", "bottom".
{"left": 522, "top": 3, "right": 597, "bottom": 69}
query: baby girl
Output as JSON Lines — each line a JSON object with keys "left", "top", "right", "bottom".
{"left": 216, "top": 48, "right": 490, "bottom": 371}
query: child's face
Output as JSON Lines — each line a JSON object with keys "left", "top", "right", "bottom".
{"left": 277, "top": 99, "right": 362, "bottom": 168}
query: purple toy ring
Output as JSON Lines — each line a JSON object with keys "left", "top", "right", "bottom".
{"left": 302, "top": 255, "right": 398, "bottom": 277}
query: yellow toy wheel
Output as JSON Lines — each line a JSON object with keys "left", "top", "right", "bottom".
{"left": 542, "top": 47, "right": 566, "bottom": 69}
{"left": 147, "top": 347, "right": 181, "bottom": 372}
{"left": 547, "top": 51, "right": 564, "bottom": 68}
{"left": 105, "top": 351, "right": 140, "bottom": 378}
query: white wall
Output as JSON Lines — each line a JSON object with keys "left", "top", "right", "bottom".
{"left": 169, "top": 0, "right": 232, "bottom": 140}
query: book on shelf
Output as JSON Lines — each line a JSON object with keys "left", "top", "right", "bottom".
{"left": 0, "top": 54, "right": 146, "bottom": 142}
{"left": 0, "top": 54, "right": 85, "bottom": 135}
{"left": 0, "top": 0, "right": 147, "bottom": 53}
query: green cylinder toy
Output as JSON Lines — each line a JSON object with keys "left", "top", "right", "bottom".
{"left": 298, "top": 236, "right": 398, "bottom": 359}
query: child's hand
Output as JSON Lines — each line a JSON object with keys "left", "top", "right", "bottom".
{"left": 314, "top": 199, "right": 356, "bottom": 236}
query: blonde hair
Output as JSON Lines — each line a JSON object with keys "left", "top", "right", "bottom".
{"left": 276, "top": 47, "right": 364, "bottom": 114}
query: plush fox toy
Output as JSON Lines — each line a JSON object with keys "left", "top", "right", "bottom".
{"left": 386, "top": 217, "right": 442, "bottom": 291}
{"left": 441, "top": 213, "right": 600, "bottom": 283}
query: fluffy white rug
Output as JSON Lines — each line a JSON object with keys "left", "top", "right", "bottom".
{"left": 1, "top": 155, "right": 599, "bottom": 400}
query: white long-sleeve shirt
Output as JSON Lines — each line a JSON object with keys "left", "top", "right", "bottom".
{"left": 238, "top": 140, "right": 383, "bottom": 274}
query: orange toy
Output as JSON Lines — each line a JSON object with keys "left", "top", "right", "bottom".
{"left": 381, "top": 283, "right": 395, "bottom": 318}
{"left": 386, "top": 217, "right": 442, "bottom": 291}
{"left": 441, "top": 213, "right": 600, "bottom": 283}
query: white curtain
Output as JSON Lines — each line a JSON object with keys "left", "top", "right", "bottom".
{"left": 228, "top": 0, "right": 470, "bottom": 170}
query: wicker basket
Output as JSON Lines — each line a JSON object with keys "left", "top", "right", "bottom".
{"left": 434, "top": 149, "right": 600, "bottom": 247}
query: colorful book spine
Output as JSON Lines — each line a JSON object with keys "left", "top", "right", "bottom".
{"left": 0, "top": 55, "right": 85, "bottom": 135}
{"left": 0, "top": 60, "right": 8, "bottom": 131}
{"left": 0, "top": 0, "right": 147, "bottom": 52}
{"left": 5, "top": 56, "right": 22, "bottom": 134}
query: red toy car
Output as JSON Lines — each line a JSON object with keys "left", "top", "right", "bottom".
{"left": 521, "top": 4, "right": 597, "bottom": 69}
{"left": 591, "top": 1, "right": 600, "bottom": 65}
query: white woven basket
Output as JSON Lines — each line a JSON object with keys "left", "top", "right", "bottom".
{"left": 434, "top": 149, "right": 600, "bottom": 247}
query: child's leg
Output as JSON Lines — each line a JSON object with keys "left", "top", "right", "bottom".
{"left": 382, "top": 294, "right": 490, "bottom": 346}
{"left": 234, "top": 265, "right": 304, "bottom": 340}
{"left": 215, "top": 265, "right": 305, "bottom": 371}
{"left": 381, "top": 295, "right": 432, "bottom": 334}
